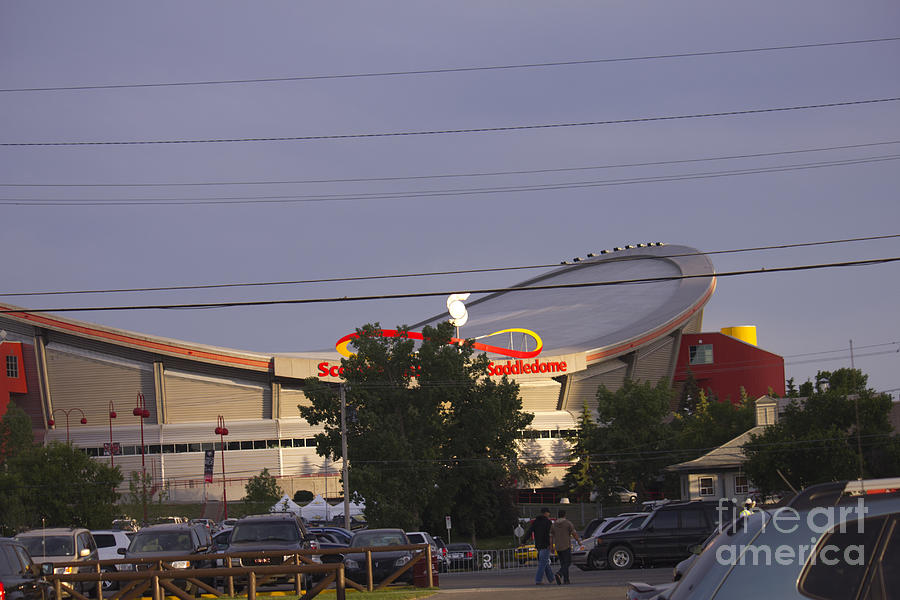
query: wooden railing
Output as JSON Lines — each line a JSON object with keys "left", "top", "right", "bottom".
{"left": 43, "top": 543, "right": 434, "bottom": 599}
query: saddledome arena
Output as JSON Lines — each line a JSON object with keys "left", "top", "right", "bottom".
{"left": 0, "top": 243, "right": 715, "bottom": 502}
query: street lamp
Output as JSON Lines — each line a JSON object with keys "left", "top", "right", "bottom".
{"left": 133, "top": 392, "right": 151, "bottom": 523}
{"left": 48, "top": 408, "right": 87, "bottom": 443}
{"left": 215, "top": 416, "right": 229, "bottom": 519}
{"left": 108, "top": 401, "right": 117, "bottom": 467}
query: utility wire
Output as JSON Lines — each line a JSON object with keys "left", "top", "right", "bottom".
{"left": 5, "top": 154, "right": 899, "bottom": 206}
{"left": 2, "top": 36, "right": 898, "bottom": 93}
{"left": 1, "top": 234, "right": 897, "bottom": 298}
{"left": 2, "top": 256, "right": 898, "bottom": 314}
{"left": 3, "top": 97, "right": 898, "bottom": 147}
{"left": 2, "top": 139, "right": 897, "bottom": 188}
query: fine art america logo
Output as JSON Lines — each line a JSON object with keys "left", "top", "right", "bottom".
{"left": 713, "top": 497, "right": 870, "bottom": 567}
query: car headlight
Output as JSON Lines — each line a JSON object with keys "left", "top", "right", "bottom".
{"left": 170, "top": 561, "right": 190, "bottom": 569}
{"left": 54, "top": 566, "right": 76, "bottom": 575}
{"left": 344, "top": 559, "right": 359, "bottom": 569}
{"left": 394, "top": 556, "right": 410, "bottom": 567}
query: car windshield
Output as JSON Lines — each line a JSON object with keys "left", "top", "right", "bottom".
{"left": 447, "top": 543, "right": 471, "bottom": 551}
{"left": 231, "top": 522, "right": 299, "bottom": 543}
{"left": 17, "top": 535, "right": 74, "bottom": 557}
{"left": 669, "top": 512, "right": 769, "bottom": 600}
{"left": 130, "top": 532, "right": 194, "bottom": 553}
{"left": 351, "top": 532, "right": 406, "bottom": 548}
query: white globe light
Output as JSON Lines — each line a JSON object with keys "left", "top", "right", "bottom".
{"left": 448, "top": 300, "right": 466, "bottom": 320}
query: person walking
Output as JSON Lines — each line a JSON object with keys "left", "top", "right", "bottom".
{"left": 522, "top": 507, "right": 554, "bottom": 585}
{"left": 550, "top": 509, "right": 582, "bottom": 584}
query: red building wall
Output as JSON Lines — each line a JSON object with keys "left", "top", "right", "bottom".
{"left": 1, "top": 341, "right": 28, "bottom": 417}
{"left": 673, "top": 333, "right": 785, "bottom": 402}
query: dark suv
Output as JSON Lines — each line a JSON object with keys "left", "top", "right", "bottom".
{"left": 227, "top": 513, "right": 319, "bottom": 583}
{"left": 590, "top": 500, "right": 734, "bottom": 570}
{"left": 119, "top": 523, "right": 216, "bottom": 593}
{"left": 0, "top": 538, "right": 53, "bottom": 600}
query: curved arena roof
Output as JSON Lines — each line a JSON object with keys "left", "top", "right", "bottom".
{"left": 413, "top": 243, "right": 715, "bottom": 363}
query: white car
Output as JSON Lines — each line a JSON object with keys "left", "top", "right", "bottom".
{"left": 91, "top": 529, "right": 136, "bottom": 588}
{"left": 612, "top": 486, "right": 638, "bottom": 503}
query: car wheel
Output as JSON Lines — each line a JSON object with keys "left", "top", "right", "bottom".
{"left": 608, "top": 546, "right": 634, "bottom": 570}
{"left": 101, "top": 567, "right": 119, "bottom": 591}
{"left": 587, "top": 550, "right": 605, "bottom": 570}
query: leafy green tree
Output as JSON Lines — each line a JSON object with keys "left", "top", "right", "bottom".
{"left": 293, "top": 490, "right": 314, "bottom": 503}
{"left": 562, "top": 400, "right": 606, "bottom": 500}
{"left": 743, "top": 368, "right": 899, "bottom": 496}
{"left": 564, "top": 379, "right": 674, "bottom": 500}
{"left": 672, "top": 389, "right": 755, "bottom": 460}
{"left": 4, "top": 442, "right": 121, "bottom": 529}
{"left": 0, "top": 402, "right": 34, "bottom": 466}
{"left": 299, "top": 322, "right": 541, "bottom": 539}
{"left": 244, "top": 468, "right": 283, "bottom": 503}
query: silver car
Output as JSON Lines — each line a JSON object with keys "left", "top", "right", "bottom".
{"left": 634, "top": 477, "right": 899, "bottom": 599}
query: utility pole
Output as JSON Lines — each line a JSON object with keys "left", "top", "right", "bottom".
{"left": 340, "top": 384, "right": 351, "bottom": 530}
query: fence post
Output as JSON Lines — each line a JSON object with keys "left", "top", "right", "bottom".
{"left": 336, "top": 564, "right": 346, "bottom": 600}
{"left": 95, "top": 562, "right": 103, "bottom": 600}
{"left": 151, "top": 575, "right": 160, "bottom": 600}
{"left": 426, "top": 546, "right": 433, "bottom": 587}
{"left": 248, "top": 571, "right": 257, "bottom": 600}
{"left": 366, "top": 550, "right": 373, "bottom": 592}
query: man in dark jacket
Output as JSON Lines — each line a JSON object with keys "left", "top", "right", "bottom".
{"left": 522, "top": 507, "right": 554, "bottom": 585}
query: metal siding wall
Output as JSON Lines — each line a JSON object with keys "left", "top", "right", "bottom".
{"left": 0, "top": 317, "right": 36, "bottom": 338}
{"left": 164, "top": 371, "right": 271, "bottom": 423}
{"left": 45, "top": 345, "right": 157, "bottom": 426}
{"left": 631, "top": 336, "right": 675, "bottom": 384}
{"left": 682, "top": 312, "right": 703, "bottom": 334}
{"left": 562, "top": 361, "right": 628, "bottom": 413}
{"left": 518, "top": 380, "right": 562, "bottom": 412}
{"left": 279, "top": 385, "right": 311, "bottom": 416}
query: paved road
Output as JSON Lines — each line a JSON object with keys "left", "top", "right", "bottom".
{"left": 426, "top": 566, "right": 673, "bottom": 599}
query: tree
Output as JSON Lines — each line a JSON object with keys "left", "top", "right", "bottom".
{"left": 562, "top": 400, "right": 606, "bottom": 500}
{"left": 0, "top": 401, "right": 34, "bottom": 466}
{"left": 564, "top": 379, "right": 675, "bottom": 500}
{"left": 2, "top": 442, "right": 121, "bottom": 530}
{"left": 244, "top": 468, "right": 283, "bottom": 504}
{"left": 672, "top": 389, "right": 755, "bottom": 460}
{"left": 743, "top": 368, "right": 900, "bottom": 496}
{"left": 293, "top": 490, "right": 314, "bottom": 503}
{"left": 299, "top": 322, "right": 541, "bottom": 539}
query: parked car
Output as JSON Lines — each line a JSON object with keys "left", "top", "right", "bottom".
{"left": 589, "top": 500, "right": 734, "bottom": 570}
{"left": 432, "top": 536, "right": 448, "bottom": 572}
{"left": 654, "top": 477, "right": 899, "bottom": 600}
{"left": 0, "top": 537, "right": 54, "bottom": 600}
{"left": 118, "top": 523, "right": 216, "bottom": 593}
{"left": 404, "top": 532, "right": 446, "bottom": 572}
{"left": 15, "top": 528, "right": 99, "bottom": 595}
{"left": 90, "top": 529, "right": 135, "bottom": 590}
{"left": 189, "top": 519, "right": 216, "bottom": 531}
{"left": 111, "top": 519, "right": 139, "bottom": 532}
{"left": 227, "top": 513, "right": 319, "bottom": 587}
{"left": 307, "top": 527, "right": 352, "bottom": 547}
{"left": 211, "top": 528, "right": 233, "bottom": 568}
{"left": 573, "top": 513, "right": 643, "bottom": 570}
{"left": 219, "top": 519, "right": 238, "bottom": 529}
{"left": 341, "top": 529, "right": 413, "bottom": 585}
{"left": 612, "top": 486, "right": 639, "bottom": 503}
{"left": 445, "top": 543, "right": 476, "bottom": 570}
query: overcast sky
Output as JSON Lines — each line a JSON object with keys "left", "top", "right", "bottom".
{"left": 2, "top": 1, "right": 899, "bottom": 398}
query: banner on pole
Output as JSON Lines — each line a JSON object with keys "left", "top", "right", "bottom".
{"left": 204, "top": 450, "right": 215, "bottom": 483}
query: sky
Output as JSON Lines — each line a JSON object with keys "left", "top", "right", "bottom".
{"left": 1, "top": 1, "right": 899, "bottom": 398}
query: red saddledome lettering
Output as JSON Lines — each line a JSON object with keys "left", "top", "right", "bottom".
{"left": 487, "top": 359, "right": 567, "bottom": 376}
{"left": 317, "top": 358, "right": 566, "bottom": 378}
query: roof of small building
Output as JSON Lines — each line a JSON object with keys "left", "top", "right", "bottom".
{"left": 667, "top": 425, "right": 767, "bottom": 473}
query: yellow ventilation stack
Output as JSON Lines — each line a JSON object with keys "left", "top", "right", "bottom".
{"left": 720, "top": 326, "right": 757, "bottom": 346}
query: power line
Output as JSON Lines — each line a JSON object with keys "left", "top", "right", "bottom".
{"left": 2, "top": 139, "right": 897, "bottom": 188}
{"left": 1, "top": 234, "right": 897, "bottom": 298}
{"left": 5, "top": 154, "right": 900, "bottom": 206}
{"left": 3, "top": 97, "right": 898, "bottom": 147}
{"left": 2, "top": 255, "right": 898, "bottom": 314}
{"left": 2, "top": 36, "right": 898, "bottom": 93}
